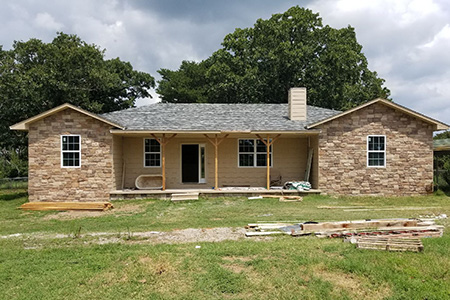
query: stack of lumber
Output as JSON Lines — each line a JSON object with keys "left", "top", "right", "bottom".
{"left": 351, "top": 236, "right": 424, "bottom": 252}
{"left": 245, "top": 218, "right": 444, "bottom": 239}
{"left": 294, "top": 218, "right": 444, "bottom": 238}
{"left": 170, "top": 192, "right": 199, "bottom": 202}
{"left": 20, "top": 201, "right": 113, "bottom": 211}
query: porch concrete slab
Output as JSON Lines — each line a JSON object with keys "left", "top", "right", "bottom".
{"left": 110, "top": 188, "right": 320, "bottom": 200}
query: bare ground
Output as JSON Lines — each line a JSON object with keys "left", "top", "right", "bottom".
{"left": 42, "top": 204, "right": 146, "bottom": 220}
{"left": 0, "top": 227, "right": 266, "bottom": 246}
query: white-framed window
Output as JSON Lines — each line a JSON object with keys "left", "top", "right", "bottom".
{"left": 61, "top": 135, "right": 81, "bottom": 168}
{"left": 367, "top": 135, "right": 386, "bottom": 167}
{"left": 144, "top": 138, "right": 161, "bottom": 167}
{"left": 238, "top": 139, "right": 273, "bottom": 167}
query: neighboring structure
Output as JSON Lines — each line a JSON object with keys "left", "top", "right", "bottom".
{"left": 11, "top": 88, "right": 448, "bottom": 201}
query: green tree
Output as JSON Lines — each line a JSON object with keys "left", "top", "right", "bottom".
{"left": 157, "top": 6, "right": 390, "bottom": 108}
{"left": 0, "top": 33, "right": 155, "bottom": 177}
{"left": 434, "top": 130, "right": 450, "bottom": 140}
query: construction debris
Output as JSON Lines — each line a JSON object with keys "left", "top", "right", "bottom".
{"left": 348, "top": 236, "right": 424, "bottom": 252}
{"left": 253, "top": 194, "right": 303, "bottom": 202}
{"left": 171, "top": 193, "right": 199, "bottom": 202}
{"left": 20, "top": 202, "right": 113, "bottom": 211}
{"left": 245, "top": 218, "right": 444, "bottom": 251}
{"left": 317, "top": 205, "right": 442, "bottom": 211}
{"left": 300, "top": 219, "right": 419, "bottom": 231}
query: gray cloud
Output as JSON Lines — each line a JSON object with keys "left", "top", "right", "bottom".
{"left": 0, "top": 0, "right": 449, "bottom": 125}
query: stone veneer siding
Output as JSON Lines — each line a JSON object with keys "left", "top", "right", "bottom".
{"left": 317, "top": 102, "right": 434, "bottom": 195}
{"left": 28, "top": 109, "right": 115, "bottom": 202}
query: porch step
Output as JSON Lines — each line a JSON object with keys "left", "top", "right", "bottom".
{"left": 171, "top": 193, "right": 199, "bottom": 202}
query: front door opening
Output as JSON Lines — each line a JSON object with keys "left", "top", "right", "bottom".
{"left": 182, "top": 144, "right": 199, "bottom": 183}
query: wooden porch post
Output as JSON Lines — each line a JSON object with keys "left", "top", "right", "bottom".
{"left": 204, "top": 134, "right": 229, "bottom": 189}
{"left": 151, "top": 133, "right": 177, "bottom": 190}
{"left": 256, "top": 134, "right": 281, "bottom": 190}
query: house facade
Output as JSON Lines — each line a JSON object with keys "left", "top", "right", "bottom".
{"left": 11, "top": 88, "right": 448, "bottom": 201}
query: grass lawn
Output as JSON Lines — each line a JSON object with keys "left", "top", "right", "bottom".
{"left": 1, "top": 189, "right": 449, "bottom": 299}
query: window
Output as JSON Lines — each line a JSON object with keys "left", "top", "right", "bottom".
{"left": 367, "top": 135, "right": 385, "bottom": 167}
{"left": 61, "top": 135, "right": 80, "bottom": 168}
{"left": 144, "top": 138, "right": 161, "bottom": 167}
{"left": 238, "top": 139, "right": 272, "bottom": 167}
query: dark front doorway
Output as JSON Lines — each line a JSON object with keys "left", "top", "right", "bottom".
{"left": 182, "top": 144, "right": 199, "bottom": 183}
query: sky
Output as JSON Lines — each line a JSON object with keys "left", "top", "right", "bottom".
{"left": 1, "top": 0, "right": 449, "bottom": 126}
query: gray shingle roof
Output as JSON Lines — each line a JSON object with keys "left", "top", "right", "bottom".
{"left": 101, "top": 103, "right": 341, "bottom": 131}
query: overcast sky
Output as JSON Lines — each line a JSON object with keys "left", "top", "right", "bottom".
{"left": 1, "top": 0, "right": 449, "bottom": 126}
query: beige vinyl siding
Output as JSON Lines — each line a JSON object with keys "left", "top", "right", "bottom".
{"left": 310, "top": 135, "right": 319, "bottom": 189}
{"left": 122, "top": 136, "right": 310, "bottom": 189}
{"left": 112, "top": 135, "right": 123, "bottom": 190}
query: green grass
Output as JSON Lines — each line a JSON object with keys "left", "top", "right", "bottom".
{"left": 1, "top": 189, "right": 449, "bottom": 236}
{"left": 0, "top": 189, "right": 449, "bottom": 299}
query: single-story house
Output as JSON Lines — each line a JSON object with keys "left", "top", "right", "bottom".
{"left": 10, "top": 88, "right": 449, "bottom": 201}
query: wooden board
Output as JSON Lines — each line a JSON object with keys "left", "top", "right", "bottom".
{"left": 20, "top": 202, "right": 113, "bottom": 211}
{"left": 304, "top": 147, "right": 313, "bottom": 181}
{"left": 245, "top": 231, "right": 288, "bottom": 237}
{"left": 301, "top": 219, "right": 419, "bottom": 231}
{"left": 355, "top": 237, "right": 424, "bottom": 252}
{"left": 261, "top": 195, "right": 302, "bottom": 199}
{"left": 279, "top": 196, "right": 303, "bottom": 202}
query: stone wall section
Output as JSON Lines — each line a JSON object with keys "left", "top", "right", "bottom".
{"left": 317, "top": 102, "right": 434, "bottom": 195}
{"left": 28, "top": 109, "right": 115, "bottom": 202}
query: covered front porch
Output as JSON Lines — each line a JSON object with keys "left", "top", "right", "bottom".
{"left": 110, "top": 130, "right": 319, "bottom": 199}
{"left": 110, "top": 187, "right": 321, "bottom": 200}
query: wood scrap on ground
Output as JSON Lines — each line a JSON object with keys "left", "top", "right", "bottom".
{"left": 258, "top": 194, "right": 303, "bottom": 202}
{"left": 245, "top": 218, "right": 444, "bottom": 252}
{"left": 317, "top": 205, "right": 441, "bottom": 211}
{"left": 300, "top": 219, "right": 419, "bottom": 231}
{"left": 349, "top": 236, "right": 424, "bottom": 252}
{"left": 20, "top": 202, "right": 113, "bottom": 211}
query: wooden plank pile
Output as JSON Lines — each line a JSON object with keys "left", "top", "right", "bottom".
{"left": 245, "top": 218, "right": 444, "bottom": 248}
{"left": 20, "top": 201, "right": 113, "bottom": 211}
{"left": 349, "top": 236, "right": 424, "bottom": 252}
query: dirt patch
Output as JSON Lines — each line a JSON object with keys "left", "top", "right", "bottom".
{"left": 222, "top": 256, "right": 255, "bottom": 262}
{"left": 133, "top": 227, "right": 247, "bottom": 244}
{"left": 2, "top": 227, "right": 257, "bottom": 246}
{"left": 222, "top": 263, "right": 248, "bottom": 274}
{"left": 42, "top": 204, "right": 146, "bottom": 220}
{"left": 312, "top": 265, "right": 391, "bottom": 299}
{"left": 221, "top": 257, "right": 252, "bottom": 273}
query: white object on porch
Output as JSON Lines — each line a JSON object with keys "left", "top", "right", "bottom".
{"left": 135, "top": 174, "right": 163, "bottom": 190}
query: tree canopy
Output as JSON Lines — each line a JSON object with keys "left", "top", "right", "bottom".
{"left": 434, "top": 130, "right": 450, "bottom": 140}
{"left": 157, "top": 6, "right": 390, "bottom": 109}
{"left": 0, "top": 32, "right": 155, "bottom": 177}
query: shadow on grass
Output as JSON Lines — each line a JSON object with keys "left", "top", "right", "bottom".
{"left": 0, "top": 191, "right": 28, "bottom": 201}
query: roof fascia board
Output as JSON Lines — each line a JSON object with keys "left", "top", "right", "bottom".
{"left": 307, "top": 98, "right": 449, "bottom": 131}
{"left": 10, "top": 103, "right": 125, "bottom": 131}
{"left": 110, "top": 130, "right": 319, "bottom": 135}
{"left": 110, "top": 130, "right": 223, "bottom": 135}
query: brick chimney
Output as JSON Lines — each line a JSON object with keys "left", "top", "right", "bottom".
{"left": 288, "top": 87, "right": 307, "bottom": 121}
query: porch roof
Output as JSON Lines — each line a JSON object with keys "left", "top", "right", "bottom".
{"left": 101, "top": 103, "right": 340, "bottom": 132}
